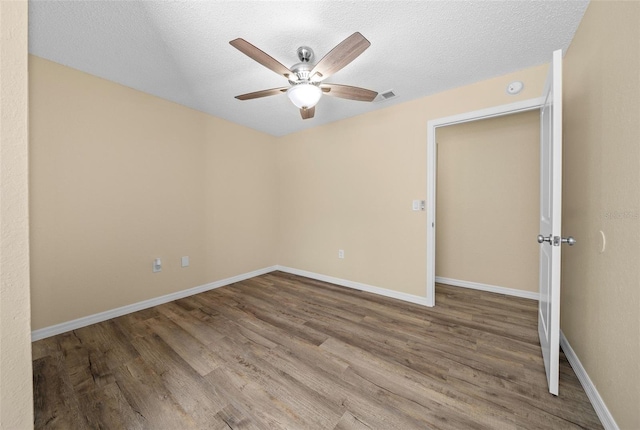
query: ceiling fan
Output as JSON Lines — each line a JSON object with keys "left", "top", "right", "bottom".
{"left": 230, "top": 32, "right": 378, "bottom": 120}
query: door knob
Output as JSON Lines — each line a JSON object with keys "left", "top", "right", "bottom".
{"left": 562, "top": 236, "right": 577, "bottom": 246}
{"left": 537, "top": 234, "right": 552, "bottom": 244}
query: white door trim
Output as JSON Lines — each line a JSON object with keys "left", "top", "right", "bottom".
{"left": 426, "top": 96, "right": 545, "bottom": 306}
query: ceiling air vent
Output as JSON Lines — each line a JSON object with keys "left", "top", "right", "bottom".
{"left": 377, "top": 90, "right": 396, "bottom": 102}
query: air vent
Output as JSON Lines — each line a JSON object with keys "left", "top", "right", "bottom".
{"left": 377, "top": 90, "right": 396, "bottom": 101}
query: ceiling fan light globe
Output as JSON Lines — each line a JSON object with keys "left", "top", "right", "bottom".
{"left": 287, "top": 84, "right": 322, "bottom": 109}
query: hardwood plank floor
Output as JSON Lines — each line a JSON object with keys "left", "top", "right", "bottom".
{"left": 32, "top": 272, "right": 603, "bottom": 429}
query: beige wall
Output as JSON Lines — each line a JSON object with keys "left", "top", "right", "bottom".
{"left": 277, "top": 65, "right": 547, "bottom": 297}
{"left": 436, "top": 111, "right": 540, "bottom": 293}
{"left": 0, "top": 0, "right": 33, "bottom": 427}
{"left": 204, "top": 118, "right": 279, "bottom": 281}
{"left": 562, "top": 1, "right": 640, "bottom": 428}
{"left": 29, "top": 56, "right": 278, "bottom": 330}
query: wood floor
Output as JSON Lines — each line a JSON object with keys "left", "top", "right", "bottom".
{"left": 32, "top": 272, "right": 602, "bottom": 429}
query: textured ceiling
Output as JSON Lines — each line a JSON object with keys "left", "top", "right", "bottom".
{"left": 29, "top": 1, "right": 589, "bottom": 137}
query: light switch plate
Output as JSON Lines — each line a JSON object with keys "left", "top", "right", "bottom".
{"left": 412, "top": 200, "right": 425, "bottom": 211}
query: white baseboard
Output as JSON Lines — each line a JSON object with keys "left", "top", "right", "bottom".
{"left": 31, "top": 265, "right": 279, "bottom": 342}
{"left": 435, "top": 276, "right": 539, "bottom": 301}
{"left": 560, "top": 331, "right": 618, "bottom": 430}
{"left": 276, "top": 266, "right": 431, "bottom": 307}
{"left": 31, "top": 269, "right": 533, "bottom": 341}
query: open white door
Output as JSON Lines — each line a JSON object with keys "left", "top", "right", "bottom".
{"left": 538, "top": 49, "right": 571, "bottom": 396}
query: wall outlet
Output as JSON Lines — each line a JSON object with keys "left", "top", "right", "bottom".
{"left": 338, "top": 249, "right": 345, "bottom": 259}
{"left": 181, "top": 256, "right": 189, "bottom": 267}
{"left": 152, "top": 258, "right": 162, "bottom": 273}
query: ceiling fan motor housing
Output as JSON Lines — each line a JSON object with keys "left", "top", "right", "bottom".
{"left": 288, "top": 46, "right": 317, "bottom": 84}
{"left": 289, "top": 62, "right": 315, "bottom": 84}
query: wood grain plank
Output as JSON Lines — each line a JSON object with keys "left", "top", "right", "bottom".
{"left": 111, "top": 356, "right": 197, "bottom": 429}
{"left": 128, "top": 331, "right": 230, "bottom": 428}
{"left": 333, "top": 410, "right": 372, "bottom": 430}
{"left": 148, "top": 314, "right": 223, "bottom": 376}
{"left": 76, "top": 382, "right": 144, "bottom": 430}
{"left": 156, "top": 301, "right": 226, "bottom": 347}
{"left": 33, "top": 356, "right": 86, "bottom": 429}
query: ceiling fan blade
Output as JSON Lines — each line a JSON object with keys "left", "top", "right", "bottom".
{"left": 235, "top": 87, "right": 288, "bottom": 101}
{"left": 321, "top": 83, "right": 377, "bottom": 102}
{"left": 300, "top": 106, "right": 315, "bottom": 120}
{"left": 229, "top": 38, "right": 291, "bottom": 78}
{"left": 310, "top": 32, "right": 371, "bottom": 81}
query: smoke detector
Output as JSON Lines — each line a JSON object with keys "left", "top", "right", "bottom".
{"left": 506, "top": 81, "right": 524, "bottom": 95}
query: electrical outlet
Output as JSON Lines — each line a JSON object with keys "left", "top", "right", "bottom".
{"left": 181, "top": 256, "right": 189, "bottom": 267}
{"left": 338, "top": 249, "right": 345, "bottom": 259}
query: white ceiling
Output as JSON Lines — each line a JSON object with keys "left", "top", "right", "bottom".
{"left": 29, "top": 1, "right": 589, "bottom": 137}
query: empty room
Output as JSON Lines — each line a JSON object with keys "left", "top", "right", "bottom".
{"left": 1, "top": 1, "right": 638, "bottom": 429}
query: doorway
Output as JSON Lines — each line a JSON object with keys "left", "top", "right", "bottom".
{"left": 435, "top": 111, "right": 540, "bottom": 298}
{"left": 426, "top": 97, "right": 544, "bottom": 306}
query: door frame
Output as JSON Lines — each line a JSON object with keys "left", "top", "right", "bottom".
{"left": 426, "top": 97, "right": 545, "bottom": 306}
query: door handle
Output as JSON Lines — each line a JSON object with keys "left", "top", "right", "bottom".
{"left": 538, "top": 234, "right": 577, "bottom": 246}
{"left": 537, "top": 234, "right": 552, "bottom": 244}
